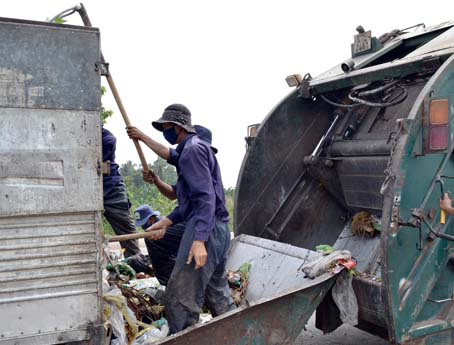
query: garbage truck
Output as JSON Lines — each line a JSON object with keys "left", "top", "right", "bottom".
{"left": 2, "top": 10, "right": 454, "bottom": 345}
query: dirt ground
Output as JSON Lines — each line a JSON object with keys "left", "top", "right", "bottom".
{"left": 295, "top": 314, "right": 390, "bottom": 345}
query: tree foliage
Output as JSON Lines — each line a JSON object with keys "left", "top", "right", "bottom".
{"left": 100, "top": 86, "right": 113, "bottom": 125}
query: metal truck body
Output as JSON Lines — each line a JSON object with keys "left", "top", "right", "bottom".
{"left": 0, "top": 17, "right": 104, "bottom": 344}
{"left": 235, "top": 21, "right": 454, "bottom": 344}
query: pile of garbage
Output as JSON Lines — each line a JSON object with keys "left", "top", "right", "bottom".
{"left": 103, "top": 249, "right": 253, "bottom": 344}
{"left": 227, "top": 262, "right": 251, "bottom": 306}
{"left": 103, "top": 253, "right": 168, "bottom": 345}
{"left": 351, "top": 211, "right": 381, "bottom": 237}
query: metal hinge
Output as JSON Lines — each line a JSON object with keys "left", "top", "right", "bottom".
{"left": 95, "top": 61, "right": 110, "bottom": 76}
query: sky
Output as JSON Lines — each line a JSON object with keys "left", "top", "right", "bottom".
{"left": 3, "top": 1, "right": 451, "bottom": 187}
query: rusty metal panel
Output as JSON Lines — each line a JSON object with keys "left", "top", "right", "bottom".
{"left": 0, "top": 17, "right": 103, "bottom": 345}
{"left": 0, "top": 108, "right": 103, "bottom": 216}
{"left": 158, "top": 235, "right": 337, "bottom": 345}
{"left": 0, "top": 17, "right": 100, "bottom": 110}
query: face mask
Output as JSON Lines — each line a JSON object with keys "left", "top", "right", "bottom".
{"left": 163, "top": 127, "right": 179, "bottom": 145}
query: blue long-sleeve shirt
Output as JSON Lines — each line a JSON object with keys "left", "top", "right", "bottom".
{"left": 167, "top": 134, "right": 229, "bottom": 241}
{"left": 102, "top": 128, "right": 123, "bottom": 197}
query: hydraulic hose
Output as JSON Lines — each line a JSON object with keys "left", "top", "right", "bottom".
{"left": 348, "top": 85, "right": 408, "bottom": 108}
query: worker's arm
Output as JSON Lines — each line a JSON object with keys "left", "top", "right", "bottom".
{"left": 143, "top": 170, "right": 177, "bottom": 200}
{"left": 440, "top": 193, "right": 454, "bottom": 215}
{"left": 127, "top": 126, "right": 170, "bottom": 161}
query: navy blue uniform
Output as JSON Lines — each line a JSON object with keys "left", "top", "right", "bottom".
{"left": 164, "top": 134, "right": 234, "bottom": 334}
{"left": 102, "top": 128, "right": 140, "bottom": 257}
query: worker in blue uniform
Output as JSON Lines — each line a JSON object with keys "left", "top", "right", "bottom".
{"left": 127, "top": 104, "right": 234, "bottom": 333}
{"left": 133, "top": 125, "right": 219, "bottom": 286}
{"left": 102, "top": 128, "right": 141, "bottom": 257}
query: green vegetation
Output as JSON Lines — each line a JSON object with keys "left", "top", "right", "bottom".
{"left": 102, "top": 158, "right": 235, "bottom": 235}
{"left": 100, "top": 86, "right": 113, "bottom": 125}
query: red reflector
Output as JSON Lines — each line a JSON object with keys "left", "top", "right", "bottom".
{"left": 429, "top": 126, "right": 449, "bottom": 150}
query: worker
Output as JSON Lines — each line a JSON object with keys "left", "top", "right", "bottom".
{"left": 102, "top": 127, "right": 141, "bottom": 257}
{"left": 135, "top": 125, "right": 219, "bottom": 285}
{"left": 440, "top": 193, "right": 454, "bottom": 214}
{"left": 134, "top": 204, "right": 185, "bottom": 286}
{"left": 127, "top": 104, "right": 234, "bottom": 333}
{"left": 142, "top": 124, "right": 218, "bottom": 198}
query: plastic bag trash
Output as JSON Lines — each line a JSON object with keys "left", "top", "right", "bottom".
{"left": 200, "top": 313, "right": 213, "bottom": 324}
{"left": 124, "top": 277, "right": 160, "bottom": 290}
{"left": 144, "top": 285, "right": 166, "bottom": 303}
{"left": 103, "top": 288, "right": 129, "bottom": 345}
{"left": 102, "top": 269, "right": 110, "bottom": 293}
{"left": 107, "top": 263, "right": 136, "bottom": 280}
{"left": 331, "top": 270, "right": 359, "bottom": 326}
{"left": 122, "top": 254, "right": 153, "bottom": 275}
{"left": 132, "top": 318, "right": 169, "bottom": 345}
{"left": 104, "top": 286, "right": 145, "bottom": 344}
{"left": 301, "top": 250, "right": 352, "bottom": 279}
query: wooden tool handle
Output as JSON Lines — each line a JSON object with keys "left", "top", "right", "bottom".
{"left": 78, "top": 4, "right": 149, "bottom": 172}
{"left": 105, "top": 76, "right": 149, "bottom": 172}
{"left": 107, "top": 231, "right": 153, "bottom": 243}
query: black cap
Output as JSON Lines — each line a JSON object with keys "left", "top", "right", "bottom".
{"left": 152, "top": 104, "right": 196, "bottom": 133}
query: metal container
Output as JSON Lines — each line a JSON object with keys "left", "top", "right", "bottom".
{"left": 0, "top": 17, "right": 103, "bottom": 344}
{"left": 235, "top": 21, "right": 454, "bottom": 344}
{"left": 158, "top": 234, "right": 337, "bottom": 345}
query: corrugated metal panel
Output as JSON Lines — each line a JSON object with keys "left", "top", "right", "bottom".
{"left": 0, "top": 17, "right": 103, "bottom": 344}
{"left": 0, "top": 213, "right": 101, "bottom": 340}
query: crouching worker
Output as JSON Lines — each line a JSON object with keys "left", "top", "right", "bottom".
{"left": 134, "top": 205, "right": 185, "bottom": 286}
{"left": 129, "top": 104, "right": 235, "bottom": 333}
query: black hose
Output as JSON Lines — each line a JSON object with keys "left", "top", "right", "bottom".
{"left": 348, "top": 85, "right": 408, "bottom": 108}
{"left": 358, "top": 80, "right": 400, "bottom": 97}
{"left": 319, "top": 94, "right": 361, "bottom": 109}
{"left": 427, "top": 225, "right": 454, "bottom": 242}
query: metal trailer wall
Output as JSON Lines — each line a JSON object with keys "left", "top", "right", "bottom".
{"left": 0, "top": 18, "right": 104, "bottom": 344}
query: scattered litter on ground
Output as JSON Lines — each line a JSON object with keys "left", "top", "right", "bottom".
{"left": 351, "top": 211, "right": 381, "bottom": 237}
{"left": 103, "top": 248, "right": 168, "bottom": 344}
{"left": 227, "top": 262, "right": 251, "bottom": 306}
{"left": 103, "top": 246, "right": 232, "bottom": 343}
{"left": 131, "top": 318, "right": 169, "bottom": 345}
{"left": 123, "top": 277, "right": 160, "bottom": 291}
{"left": 107, "top": 262, "right": 136, "bottom": 280}
{"left": 122, "top": 254, "right": 155, "bottom": 276}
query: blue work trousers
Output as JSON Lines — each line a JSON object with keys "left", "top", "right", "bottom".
{"left": 164, "top": 217, "right": 235, "bottom": 334}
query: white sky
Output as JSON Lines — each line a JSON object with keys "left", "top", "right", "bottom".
{"left": 3, "top": 1, "right": 451, "bottom": 187}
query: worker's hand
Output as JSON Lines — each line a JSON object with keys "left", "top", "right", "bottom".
{"left": 144, "top": 217, "right": 173, "bottom": 241}
{"left": 187, "top": 240, "right": 208, "bottom": 270}
{"left": 126, "top": 126, "right": 146, "bottom": 141}
{"left": 146, "top": 228, "right": 166, "bottom": 241}
{"left": 143, "top": 170, "right": 157, "bottom": 184}
{"left": 440, "top": 192, "right": 452, "bottom": 211}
